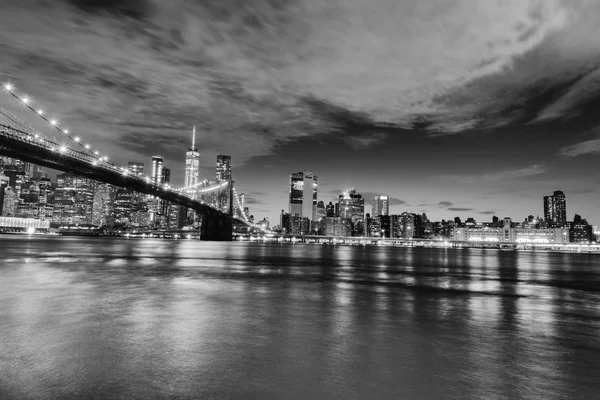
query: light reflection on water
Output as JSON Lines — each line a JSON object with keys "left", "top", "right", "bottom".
{"left": 1, "top": 236, "right": 599, "bottom": 399}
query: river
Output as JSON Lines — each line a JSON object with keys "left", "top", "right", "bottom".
{"left": 1, "top": 236, "right": 599, "bottom": 399}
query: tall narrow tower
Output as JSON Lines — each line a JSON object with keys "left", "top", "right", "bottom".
{"left": 184, "top": 126, "right": 200, "bottom": 189}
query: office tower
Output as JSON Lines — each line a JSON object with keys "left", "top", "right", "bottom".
{"left": 52, "top": 173, "right": 95, "bottom": 225}
{"left": 326, "top": 202, "right": 335, "bottom": 217}
{"left": 553, "top": 191, "right": 566, "bottom": 224}
{"left": 1, "top": 187, "right": 17, "bottom": 217}
{"left": 372, "top": 195, "right": 389, "bottom": 217}
{"left": 17, "top": 177, "right": 52, "bottom": 220}
{"left": 543, "top": 195, "right": 554, "bottom": 222}
{"left": 92, "top": 183, "right": 115, "bottom": 226}
{"left": 543, "top": 190, "right": 567, "bottom": 225}
{"left": 216, "top": 155, "right": 232, "bottom": 181}
{"left": 338, "top": 189, "right": 364, "bottom": 221}
{"left": 128, "top": 162, "right": 144, "bottom": 176}
{"left": 391, "top": 212, "right": 414, "bottom": 239}
{"left": 162, "top": 167, "right": 171, "bottom": 185}
{"left": 0, "top": 174, "right": 9, "bottom": 216}
{"left": 316, "top": 200, "right": 326, "bottom": 220}
{"left": 114, "top": 189, "right": 133, "bottom": 223}
{"left": 185, "top": 126, "right": 200, "bottom": 188}
{"left": 288, "top": 171, "right": 318, "bottom": 220}
{"left": 151, "top": 156, "right": 164, "bottom": 185}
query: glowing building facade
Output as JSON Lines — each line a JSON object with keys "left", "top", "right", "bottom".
{"left": 151, "top": 156, "right": 164, "bottom": 185}
{"left": 288, "top": 171, "right": 318, "bottom": 221}
{"left": 185, "top": 127, "right": 200, "bottom": 189}
{"left": 216, "top": 155, "right": 232, "bottom": 182}
{"left": 372, "top": 195, "right": 389, "bottom": 217}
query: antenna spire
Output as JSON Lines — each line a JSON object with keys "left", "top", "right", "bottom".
{"left": 192, "top": 126, "right": 196, "bottom": 149}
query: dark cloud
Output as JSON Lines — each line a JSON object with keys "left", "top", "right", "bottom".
{"left": 479, "top": 211, "right": 497, "bottom": 215}
{"left": 437, "top": 201, "right": 453, "bottom": 208}
{"left": 65, "top": 0, "right": 153, "bottom": 20}
{"left": 448, "top": 207, "right": 474, "bottom": 212}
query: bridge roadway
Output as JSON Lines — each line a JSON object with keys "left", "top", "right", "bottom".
{"left": 0, "top": 124, "right": 234, "bottom": 241}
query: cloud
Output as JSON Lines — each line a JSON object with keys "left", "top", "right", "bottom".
{"left": 437, "top": 201, "right": 453, "bottom": 208}
{"left": 0, "top": 0, "right": 581, "bottom": 179}
{"left": 559, "top": 137, "right": 600, "bottom": 157}
{"left": 480, "top": 164, "right": 546, "bottom": 182}
{"left": 447, "top": 207, "right": 474, "bottom": 212}
{"left": 479, "top": 211, "right": 497, "bottom": 215}
{"left": 343, "top": 132, "right": 388, "bottom": 150}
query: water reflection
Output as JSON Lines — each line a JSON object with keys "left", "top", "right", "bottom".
{"left": 1, "top": 236, "right": 599, "bottom": 399}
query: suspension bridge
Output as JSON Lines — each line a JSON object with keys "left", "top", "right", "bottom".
{"left": 0, "top": 81, "right": 262, "bottom": 241}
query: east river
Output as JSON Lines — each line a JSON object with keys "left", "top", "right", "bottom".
{"left": 1, "top": 236, "right": 599, "bottom": 399}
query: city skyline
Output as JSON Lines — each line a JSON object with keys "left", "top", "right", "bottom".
{"left": 1, "top": 1, "right": 600, "bottom": 224}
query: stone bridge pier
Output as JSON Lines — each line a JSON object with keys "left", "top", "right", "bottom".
{"left": 198, "top": 210, "right": 233, "bottom": 241}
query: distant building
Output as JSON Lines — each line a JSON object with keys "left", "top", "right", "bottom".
{"left": 391, "top": 212, "right": 414, "bottom": 239}
{"left": 184, "top": 126, "right": 200, "bottom": 190}
{"left": 216, "top": 155, "right": 232, "bottom": 182}
{"left": 326, "top": 201, "right": 335, "bottom": 217}
{"left": 323, "top": 217, "right": 352, "bottom": 237}
{"left": 127, "top": 162, "right": 144, "bottom": 176}
{"left": 52, "top": 173, "right": 94, "bottom": 225}
{"left": 162, "top": 167, "right": 171, "bottom": 185}
{"left": 0, "top": 174, "right": 8, "bottom": 215}
{"left": 371, "top": 195, "right": 389, "bottom": 217}
{"left": 288, "top": 171, "right": 318, "bottom": 221}
{"left": 151, "top": 156, "right": 164, "bottom": 185}
{"left": 338, "top": 189, "right": 364, "bottom": 235}
{"left": 92, "top": 183, "right": 115, "bottom": 226}
{"left": 281, "top": 211, "right": 309, "bottom": 235}
{"left": 316, "top": 200, "right": 326, "bottom": 221}
{"left": 570, "top": 214, "right": 593, "bottom": 243}
{"left": 544, "top": 190, "right": 567, "bottom": 226}
{"left": 453, "top": 218, "right": 569, "bottom": 243}
{"left": 1, "top": 187, "right": 17, "bottom": 217}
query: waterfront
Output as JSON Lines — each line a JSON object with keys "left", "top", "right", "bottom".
{"left": 1, "top": 236, "right": 599, "bottom": 399}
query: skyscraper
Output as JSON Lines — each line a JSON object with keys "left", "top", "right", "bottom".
{"left": 288, "top": 171, "right": 318, "bottom": 220}
{"left": 372, "top": 195, "right": 389, "bottom": 217}
{"left": 543, "top": 190, "right": 567, "bottom": 226}
{"left": 52, "top": 173, "right": 95, "bottom": 225}
{"left": 151, "top": 156, "right": 164, "bottom": 185}
{"left": 162, "top": 167, "right": 171, "bottom": 185}
{"left": 216, "top": 155, "right": 232, "bottom": 181}
{"left": 553, "top": 190, "right": 567, "bottom": 224}
{"left": 128, "top": 162, "right": 144, "bottom": 176}
{"left": 184, "top": 126, "right": 200, "bottom": 188}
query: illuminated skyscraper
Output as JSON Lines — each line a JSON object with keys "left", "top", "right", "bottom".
{"left": 288, "top": 171, "right": 318, "bottom": 220}
{"left": 151, "top": 156, "right": 164, "bottom": 185}
{"left": 216, "top": 155, "right": 232, "bottom": 181}
{"left": 372, "top": 195, "right": 389, "bottom": 217}
{"left": 184, "top": 126, "right": 200, "bottom": 188}
{"left": 128, "top": 162, "right": 144, "bottom": 176}
{"left": 543, "top": 190, "right": 567, "bottom": 226}
{"left": 52, "top": 173, "right": 95, "bottom": 225}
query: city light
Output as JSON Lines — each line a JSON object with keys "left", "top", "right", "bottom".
{"left": 59, "top": 146, "right": 67, "bottom": 153}
{"left": 37, "top": 109, "right": 43, "bottom": 115}
{"left": 50, "top": 119, "right": 57, "bottom": 126}
{"left": 22, "top": 97, "right": 29, "bottom": 104}
{"left": 3, "top": 83, "right": 13, "bottom": 91}
{"left": 74, "top": 137, "right": 80, "bottom": 142}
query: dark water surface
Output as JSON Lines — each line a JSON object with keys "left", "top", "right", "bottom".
{"left": 1, "top": 236, "right": 599, "bottom": 399}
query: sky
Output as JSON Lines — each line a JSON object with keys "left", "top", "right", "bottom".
{"left": 1, "top": 0, "right": 600, "bottom": 225}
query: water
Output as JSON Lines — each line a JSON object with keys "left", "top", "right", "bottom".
{"left": 1, "top": 236, "right": 599, "bottom": 399}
